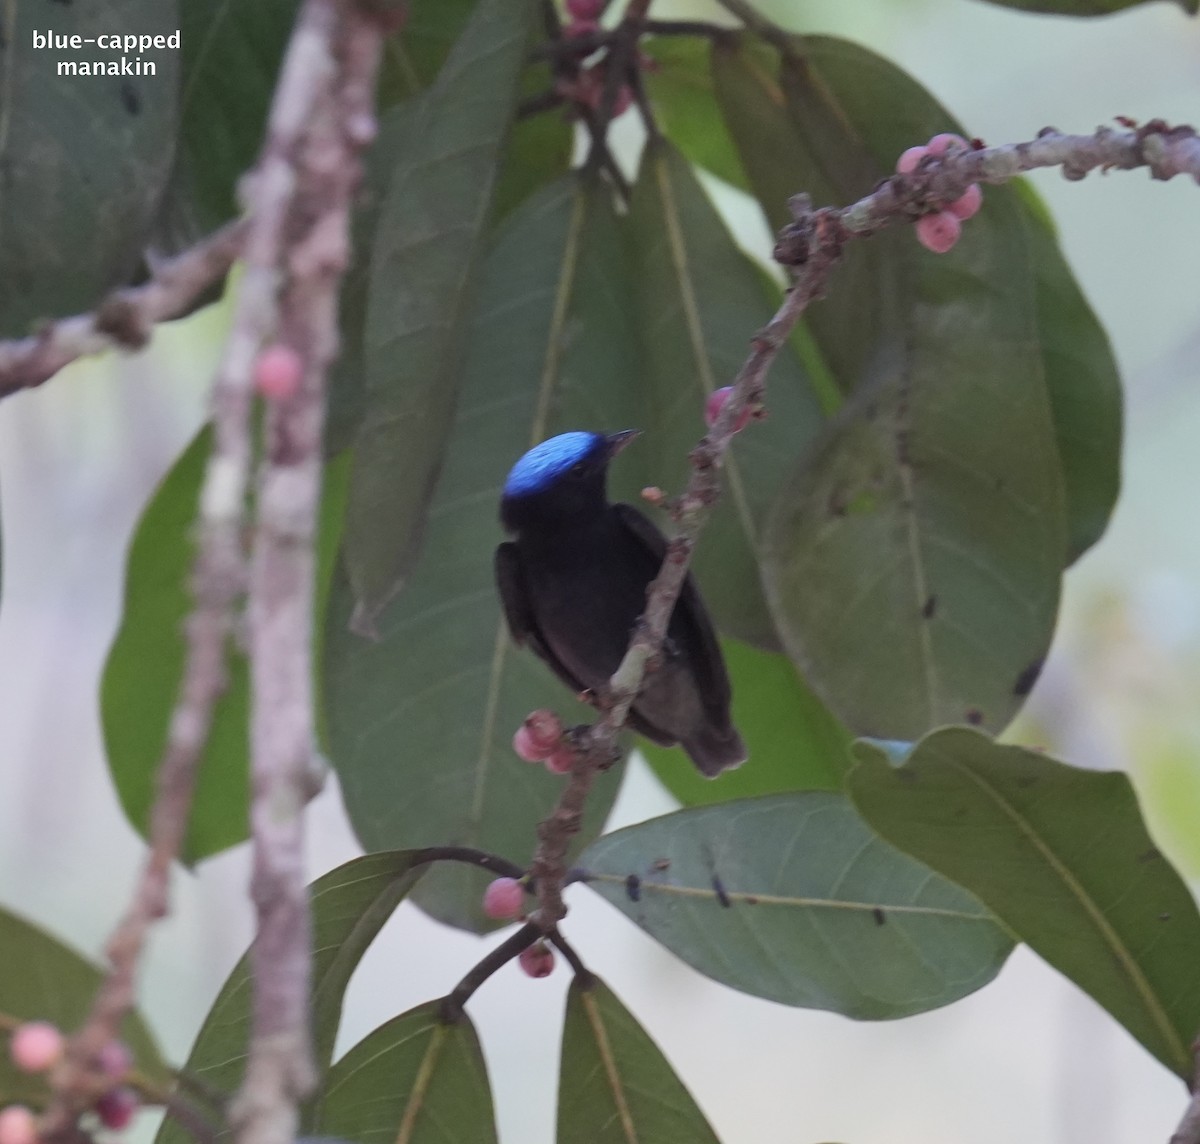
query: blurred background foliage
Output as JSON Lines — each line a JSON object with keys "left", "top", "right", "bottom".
{"left": 1, "top": 0, "right": 1199, "bottom": 1141}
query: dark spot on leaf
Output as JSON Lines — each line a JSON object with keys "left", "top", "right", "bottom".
{"left": 711, "top": 875, "right": 731, "bottom": 908}
{"left": 744, "top": 895, "right": 759, "bottom": 905}
{"left": 1013, "top": 658, "right": 1044, "bottom": 698}
{"left": 624, "top": 874, "right": 641, "bottom": 903}
{"left": 873, "top": 908, "right": 886, "bottom": 926}
{"left": 1139, "top": 847, "right": 1162, "bottom": 863}
{"left": 1159, "top": 912, "right": 1171, "bottom": 922}
{"left": 965, "top": 708, "right": 984, "bottom": 726}
{"left": 119, "top": 82, "right": 141, "bottom": 116}
{"left": 1015, "top": 774, "right": 1038, "bottom": 789}
{"left": 922, "top": 595, "right": 937, "bottom": 619}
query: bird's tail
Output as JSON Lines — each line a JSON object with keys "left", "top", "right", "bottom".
{"left": 683, "top": 724, "right": 748, "bottom": 778}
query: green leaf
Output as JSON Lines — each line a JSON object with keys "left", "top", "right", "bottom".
{"left": 643, "top": 36, "right": 749, "bottom": 191}
{"left": 848, "top": 728, "right": 1200, "bottom": 1078}
{"left": 325, "top": 98, "right": 425, "bottom": 459}
{"left": 579, "top": 793, "right": 1014, "bottom": 1019}
{"left": 642, "top": 638, "right": 850, "bottom": 806}
{"left": 343, "top": 0, "right": 537, "bottom": 624}
{"left": 378, "top": 0, "right": 478, "bottom": 105}
{"left": 0, "top": 2, "right": 179, "bottom": 334}
{"left": 974, "top": 0, "right": 1195, "bottom": 13}
{"left": 558, "top": 976, "right": 719, "bottom": 1144}
{"left": 102, "top": 430, "right": 350, "bottom": 862}
{"left": 712, "top": 35, "right": 898, "bottom": 403}
{"left": 156, "top": 852, "right": 426, "bottom": 1144}
{"left": 168, "top": 0, "right": 298, "bottom": 235}
{"left": 0, "top": 906, "right": 168, "bottom": 1107}
{"left": 323, "top": 175, "right": 633, "bottom": 933}
{"left": 311, "top": 1002, "right": 495, "bottom": 1144}
{"left": 1015, "top": 181, "right": 1122, "bottom": 564}
{"left": 744, "top": 37, "right": 1065, "bottom": 740}
{"left": 629, "top": 139, "right": 826, "bottom": 651}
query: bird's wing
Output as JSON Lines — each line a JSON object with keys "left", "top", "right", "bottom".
{"left": 611, "top": 503, "right": 733, "bottom": 719}
{"left": 494, "top": 542, "right": 589, "bottom": 696}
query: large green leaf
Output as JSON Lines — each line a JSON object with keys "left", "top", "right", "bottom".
{"left": 311, "top": 1002, "right": 495, "bottom": 1144}
{"left": 642, "top": 638, "right": 850, "bottom": 806}
{"left": 849, "top": 729, "right": 1200, "bottom": 1078}
{"left": 0, "top": 906, "right": 168, "bottom": 1107}
{"left": 643, "top": 36, "right": 748, "bottom": 191}
{"left": 102, "top": 430, "right": 349, "bottom": 862}
{"left": 0, "top": 1, "right": 179, "bottom": 334}
{"left": 168, "top": 0, "right": 298, "bottom": 236}
{"left": 324, "top": 176, "right": 634, "bottom": 933}
{"left": 1017, "top": 182, "right": 1122, "bottom": 564}
{"left": 629, "top": 139, "right": 826, "bottom": 651}
{"left": 579, "top": 793, "right": 1014, "bottom": 1019}
{"left": 736, "top": 37, "right": 1065, "bottom": 739}
{"left": 558, "top": 976, "right": 719, "bottom": 1144}
{"left": 156, "top": 852, "right": 426, "bottom": 1144}
{"left": 712, "top": 35, "right": 899, "bottom": 404}
{"left": 379, "top": 0, "right": 478, "bottom": 104}
{"left": 343, "top": 0, "right": 536, "bottom": 624}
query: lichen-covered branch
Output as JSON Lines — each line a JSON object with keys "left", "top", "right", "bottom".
{"left": 527, "top": 118, "right": 1200, "bottom": 931}
{"left": 229, "top": 5, "right": 386, "bottom": 1144}
{"left": 0, "top": 220, "right": 244, "bottom": 398}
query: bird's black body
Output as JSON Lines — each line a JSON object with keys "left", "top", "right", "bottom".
{"left": 495, "top": 431, "right": 746, "bottom": 776}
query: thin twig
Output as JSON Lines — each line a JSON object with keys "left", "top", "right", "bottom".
{"left": 439, "top": 923, "right": 542, "bottom": 1022}
{"left": 643, "top": 19, "right": 730, "bottom": 39}
{"left": 527, "top": 118, "right": 1200, "bottom": 932}
{"left": 547, "top": 929, "right": 594, "bottom": 986}
{"left": 409, "top": 846, "right": 529, "bottom": 881}
{"left": 0, "top": 220, "right": 244, "bottom": 397}
{"left": 230, "top": 4, "right": 386, "bottom": 1144}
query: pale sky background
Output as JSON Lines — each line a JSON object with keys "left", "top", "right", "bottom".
{"left": 1, "top": 2, "right": 1199, "bottom": 1142}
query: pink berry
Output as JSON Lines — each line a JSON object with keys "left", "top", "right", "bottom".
{"left": 896, "top": 145, "right": 928, "bottom": 174}
{"left": 0, "top": 1107, "right": 36, "bottom": 1144}
{"left": 915, "top": 210, "right": 962, "bottom": 254}
{"left": 10, "top": 1021, "right": 64, "bottom": 1073}
{"left": 704, "top": 387, "right": 752, "bottom": 433}
{"left": 95, "top": 1087, "right": 139, "bottom": 1131}
{"left": 563, "top": 17, "right": 599, "bottom": 38}
{"left": 927, "top": 132, "right": 967, "bottom": 156}
{"left": 947, "top": 183, "right": 983, "bottom": 220}
{"left": 482, "top": 877, "right": 525, "bottom": 920}
{"left": 545, "top": 745, "right": 575, "bottom": 775}
{"left": 519, "top": 942, "right": 555, "bottom": 979}
{"left": 254, "top": 344, "right": 303, "bottom": 401}
{"left": 513, "top": 724, "right": 552, "bottom": 762}
{"left": 567, "top": 0, "right": 605, "bottom": 16}
{"left": 97, "top": 1039, "right": 133, "bottom": 1080}
{"left": 523, "top": 710, "right": 563, "bottom": 755}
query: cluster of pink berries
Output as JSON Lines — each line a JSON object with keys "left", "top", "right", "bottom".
{"left": 480, "top": 879, "right": 557, "bottom": 977}
{"left": 0, "top": 1024, "right": 137, "bottom": 1144}
{"left": 512, "top": 709, "right": 574, "bottom": 775}
{"left": 253, "top": 343, "right": 304, "bottom": 402}
{"left": 898, "top": 133, "right": 984, "bottom": 254}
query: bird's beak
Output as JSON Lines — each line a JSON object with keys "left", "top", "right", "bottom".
{"left": 605, "top": 429, "right": 642, "bottom": 458}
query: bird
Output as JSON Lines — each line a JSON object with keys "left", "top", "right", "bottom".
{"left": 495, "top": 429, "right": 747, "bottom": 777}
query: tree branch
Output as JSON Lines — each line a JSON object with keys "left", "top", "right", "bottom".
{"left": 229, "top": 5, "right": 386, "bottom": 1144}
{"left": 0, "top": 220, "right": 244, "bottom": 398}
{"left": 527, "top": 118, "right": 1200, "bottom": 932}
